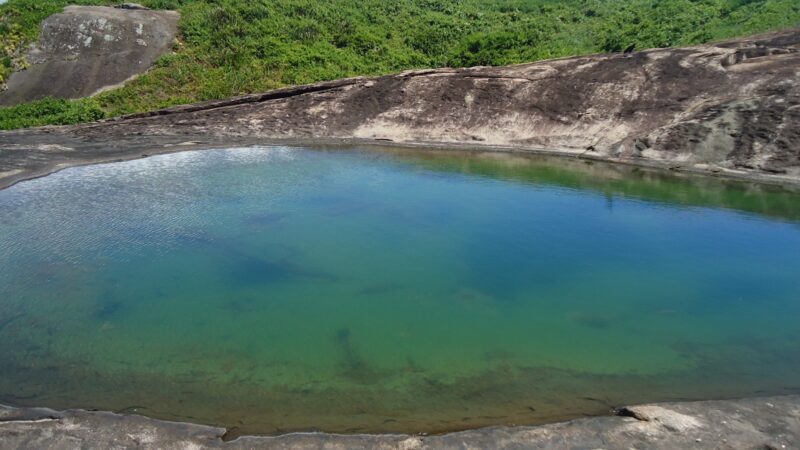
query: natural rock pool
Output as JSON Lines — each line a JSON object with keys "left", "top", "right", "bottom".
{"left": 1, "top": 146, "right": 799, "bottom": 435}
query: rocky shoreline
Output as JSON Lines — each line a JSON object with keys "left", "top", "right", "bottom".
{"left": 2, "top": 395, "right": 799, "bottom": 449}
{"left": 1, "top": 28, "right": 799, "bottom": 449}
{"left": 1, "top": 28, "right": 799, "bottom": 190}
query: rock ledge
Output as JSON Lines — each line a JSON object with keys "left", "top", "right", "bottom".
{"left": 1, "top": 396, "right": 798, "bottom": 449}
{"left": 0, "top": 28, "right": 798, "bottom": 189}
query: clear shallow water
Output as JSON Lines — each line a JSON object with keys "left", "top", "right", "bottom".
{"left": 1, "top": 146, "right": 799, "bottom": 434}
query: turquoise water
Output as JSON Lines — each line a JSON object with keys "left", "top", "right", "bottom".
{"left": 1, "top": 146, "right": 799, "bottom": 434}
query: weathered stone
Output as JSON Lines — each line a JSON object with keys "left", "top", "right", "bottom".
{"left": 0, "top": 396, "right": 798, "bottom": 449}
{"left": 0, "top": 6, "right": 179, "bottom": 105}
{"left": 0, "top": 29, "right": 798, "bottom": 189}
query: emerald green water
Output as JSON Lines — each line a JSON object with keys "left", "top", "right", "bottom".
{"left": 1, "top": 146, "right": 799, "bottom": 435}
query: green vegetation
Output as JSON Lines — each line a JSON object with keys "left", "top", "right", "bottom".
{"left": 0, "top": 96, "right": 104, "bottom": 129}
{"left": 0, "top": 0, "right": 798, "bottom": 129}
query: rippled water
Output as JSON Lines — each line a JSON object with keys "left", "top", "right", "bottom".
{"left": 1, "top": 146, "right": 799, "bottom": 434}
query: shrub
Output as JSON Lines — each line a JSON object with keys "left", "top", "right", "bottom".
{"left": 0, "top": 97, "right": 105, "bottom": 129}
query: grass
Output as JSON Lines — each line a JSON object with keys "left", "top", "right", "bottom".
{"left": 0, "top": 0, "right": 798, "bottom": 130}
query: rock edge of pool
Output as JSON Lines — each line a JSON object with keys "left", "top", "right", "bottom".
{"left": 1, "top": 28, "right": 799, "bottom": 190}
{"left": 2, "top": 396, "right": 799, "bottom": 449}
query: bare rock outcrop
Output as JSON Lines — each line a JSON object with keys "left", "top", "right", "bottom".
{"left": 0, "top": 6, "right": 179, "bottom": 105}
{"left": 1, "top": 396, "right": 799, "bottom": 449}
{"left": 0, "top": 29, "right": 798, "bottom": 188}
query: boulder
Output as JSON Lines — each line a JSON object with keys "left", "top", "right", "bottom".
{"left": 0, "top": 6, "right": 179, "bottom": 105}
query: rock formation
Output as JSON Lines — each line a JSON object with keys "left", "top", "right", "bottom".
{"left": 0, "top": 29, "right": 798, "bottom": 189}
{"left": 0, "top": 6, "right": 179, "bottom": 105}
{"left": 1, "top": 396, "right": 799, "bottom": 449}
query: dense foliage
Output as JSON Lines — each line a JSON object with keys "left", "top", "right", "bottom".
{"left": 0, "top": 96, "right": 104, "bottom": 129}
{"left": 0, "top": 0, "right": 798, "bottom": 129}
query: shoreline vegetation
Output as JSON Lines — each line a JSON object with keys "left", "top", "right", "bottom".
{"left": 1, "top": 0, "right": 799, "bottom": 129}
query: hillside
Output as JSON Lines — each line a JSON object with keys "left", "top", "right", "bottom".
{"left": 0, "top": 0, "right": 799, "bottom": 129}
{"left": 1, "top": 28, "right": 798, "bottom": 190}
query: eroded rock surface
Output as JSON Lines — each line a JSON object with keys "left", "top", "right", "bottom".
{"left": 0, "top": 5, "right": 179, "bottom": 105}
{"left": 1, "top": 396, "right": 798, "bottom": 449}
{"left": 0, "top": 29, "right": 798, "bottom": 188}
